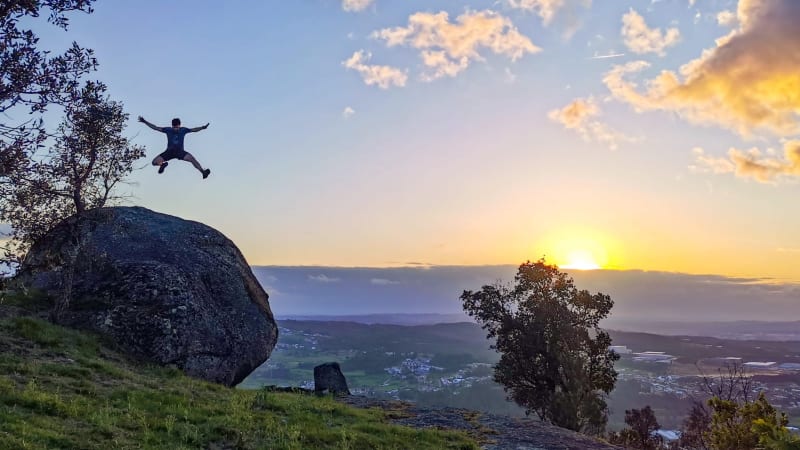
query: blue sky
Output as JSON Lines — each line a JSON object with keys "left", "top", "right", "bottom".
{"left": 24, "top": 0, "right": 800, "bottom": 282}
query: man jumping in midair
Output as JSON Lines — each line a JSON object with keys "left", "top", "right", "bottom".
{"left": 138, "top": 116, "right": 211, "bottom": 179}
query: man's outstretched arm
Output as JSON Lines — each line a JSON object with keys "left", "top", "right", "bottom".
{"left": 138, "top": 116, "right": 164, "bottom": 132}
{"left": 189, "top": 123, "right": 210, "bottom": 132}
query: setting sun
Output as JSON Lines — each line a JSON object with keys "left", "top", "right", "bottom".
{"left": 536, "top": 228, "right": 616, "bottom": 271}
{"left": 562, "top": 250, "right": 601, "bottom": 270}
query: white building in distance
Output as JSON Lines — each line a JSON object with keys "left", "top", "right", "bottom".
{"left": 633, "top": 352, "right": 676, "bottom": 363}
{"left": 743, "top": 362, "right": 777, "bottom": 369}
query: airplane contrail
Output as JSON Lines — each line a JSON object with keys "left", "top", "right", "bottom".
{"left": 589, "top": 53, "right": 626, "bottom": 60}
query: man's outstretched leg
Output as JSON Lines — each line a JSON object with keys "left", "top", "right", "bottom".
{"left": 152, "top": 155, "right": 168, "bottom": 174}
{"left": 183, "top": 153, "right": 211, "bottom": 179}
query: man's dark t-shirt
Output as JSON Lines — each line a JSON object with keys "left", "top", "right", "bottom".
{"left": 162, "top": 127, "right": 191, "bottom": 150}
{"left": 157, "top": 127, "right": 191, "bottom": 161}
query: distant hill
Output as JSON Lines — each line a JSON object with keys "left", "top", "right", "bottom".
{"left": 604, "top": 319, "right": 800, "bottom": 341}
{"left": 272, "top": 319, "right": 800, "bottom": 365}
{"left": 280, "top": 313, "right": 800, "bottom": 341}
{"left": 279, "top": 313, "right": 471, "bottom": 325}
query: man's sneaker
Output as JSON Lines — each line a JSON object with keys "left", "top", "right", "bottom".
{"left": 158, "top": 162, "right": 168, "bottom": 174}
{"left": 202, "top": 168, "right": 211, "bottom": 179}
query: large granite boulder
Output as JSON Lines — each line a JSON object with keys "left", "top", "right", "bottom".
{"left": 16, "top": 206, "right": 278, "bottom": 386}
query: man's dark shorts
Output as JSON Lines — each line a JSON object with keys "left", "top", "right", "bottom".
{"left": 158, "top": 147, "right": 188, "bottom": 161}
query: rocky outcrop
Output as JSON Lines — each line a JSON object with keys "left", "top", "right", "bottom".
{"left": 314, "top": 362, "right": 350, "bottom": 396}
{"left": 339, "top": 396, "right": 620, "bottom": 450}
{"left": 16, "top": 206, "right": 277, "bottom": 386}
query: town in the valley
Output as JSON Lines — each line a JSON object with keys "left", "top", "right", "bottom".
{"left": 241, "top": 320, "right": 800, "bottom": 437}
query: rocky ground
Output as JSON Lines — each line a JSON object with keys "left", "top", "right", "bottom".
{"left": 339, "top": 395, "right": 620, "bottom": 450}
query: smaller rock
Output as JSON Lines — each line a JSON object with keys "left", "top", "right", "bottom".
{"left": 314, "top": 362, "right": 350, "bottom": 396}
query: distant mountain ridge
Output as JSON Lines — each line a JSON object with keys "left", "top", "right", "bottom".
{"left": 278, "top": 313, "right": 471, "bottom": 325}
{"left": 604, "top": 319, "right": 800, "bottom": 341}
{"left": 278, "top": 313, "right": 800, "bottom": 341}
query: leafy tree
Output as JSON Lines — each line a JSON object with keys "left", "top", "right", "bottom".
{"left": 609, "top": 406, "right": 665, "bottom": 450}
{"left": 752, "top": 418, "right": 800, "bottom": 450}
{"left": 1, "top": 2, "right": 143, "bottom": 278}
{"left": 707, "top": 393, "right": 789, "bottom": 450}
{"left": 1, "top": 81, "right": 144, "bottom": 270}
{"left": 461, "top": 259, "right": 619, "bottom": 435}
{"left": 1, "top": 0, "right": 97, "bottom": 178}
{"left": 675, "top": 362, "right": 799, "bottom": 450}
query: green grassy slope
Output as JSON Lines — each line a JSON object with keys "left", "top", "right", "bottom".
{"left": 0, "top": 312, "right": 477, "bottom": 450}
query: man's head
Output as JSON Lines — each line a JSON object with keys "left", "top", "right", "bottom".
{"left": 172, "top": 118, "right": 181, "bottom": 128}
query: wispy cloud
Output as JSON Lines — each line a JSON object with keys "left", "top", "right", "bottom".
{"left": 308, "top": 274, "right": 341, "bottom": 283}
{"left": 506, "top": 0, "right": 592, "bottom": 36}
{"left": 504, "top": 67, "right": 517, "bottom": 83}
{"left": 548, "top": 97, "right": 636, "bottom": 150}
{"left": 343, "top": 50, "right": 408, "bottom": 89}
{"left": 372, "top": 10, "right": 540, "bottom": 82}
{"left": 342, "top": 0, "right": 373, "bottom": 13}
{"left": 691, "top": 142, "right": 800, "bottom": 183}
{"left": 342, "top": 106, "right": 356, "bottom": 119}
{"left": 371, "top": 278, "right": 400, "bottom": 285}
{"left": 621, "top": 9, "right": 680, "bottom": 56}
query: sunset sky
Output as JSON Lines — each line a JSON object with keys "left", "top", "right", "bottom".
{"left": 30, "top": 0, "right": 800, "bottom": 281}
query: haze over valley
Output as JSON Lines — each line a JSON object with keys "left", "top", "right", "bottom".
{"left": 255, "top": 266, "right": 800, "bottom": 338}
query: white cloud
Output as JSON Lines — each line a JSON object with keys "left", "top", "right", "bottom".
{"left": 548, "top": 97, "right": 636, "bottom": 150}
{"left": 716, "top": 9, "right": 737, "bottom": 27}
{"left": 342, "top": 0, "right": 373, "bottom": 12}
{"left": 308, "top": 274, "right": 341, "bottom": 283}
{"left": 370, "top": 278, "right": 400, "bottom": 285}
{"left": 419, "top": 50, "right": 470, "bottom": 81}
{"left": 342, "top": 106, "right": 356, "bottom": 119}
{"left": 621, "top": 9, "right": 681, "bottom": 56}
{"left": 343, "top": 50, "right": 408, "bottom": 89}
{"left": 691, "top": 141, "right": 800, "bottom": 183}
{"left": 605, "top": 0, "right": 800, "bottom": 138}
{"left": 372, "top": 10, "right": 540, "bottom": 82}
